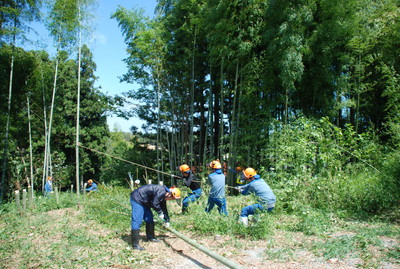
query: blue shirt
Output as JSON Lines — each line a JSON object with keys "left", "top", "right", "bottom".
{"left": 208, "top": 169, "right": 225, "bottom": 198}
{"left": 44, "top": 180, "right": 52, "bottom": 193}
{"left": 241, "top": 176, "right": 276, "bottom": 206}
{"left": 86, "top": 182, "right": 98, "bottom": 191}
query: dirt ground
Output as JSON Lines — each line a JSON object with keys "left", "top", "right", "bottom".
{"left": 140, "top": 231, "right": 363, "bottom": 269}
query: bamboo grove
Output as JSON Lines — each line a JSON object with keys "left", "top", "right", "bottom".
{"left": 111, "top": 1, "right": 400, "bottom": 181}
{"left": 1, "top": 0, "right": 400, "bottom": 213}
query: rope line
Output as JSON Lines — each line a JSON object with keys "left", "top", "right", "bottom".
{"left": 78, "top": 143, "right": 182, "bottom": 179}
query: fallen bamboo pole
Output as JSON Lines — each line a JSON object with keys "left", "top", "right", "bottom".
{"left": 163, "top": 225, "right": 244, "bottom": 269}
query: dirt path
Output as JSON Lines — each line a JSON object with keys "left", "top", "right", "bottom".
{"left": 145, "top": 232, "right": 358, "bottom": 269}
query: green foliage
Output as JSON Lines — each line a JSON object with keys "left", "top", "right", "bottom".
{"left": 312, "top": 232, "right": 382, "bottom": 268}
{"left": 172, "top": 194, "right": 276, "bottom": 239}
{"left": 0, "top": 190, "right": 153, "bottom": 268}
{"left": 294, "top": 209, "right": 333, "bottom": 236}
{"left": 83, "top": 185, "right": 131, "bottom": 230}
{"left": 0, "top": 0, "right": 41, "bottom": 42}
{"left": 263, "top": 116, "right": 399, "bottom": 214}
{"left": 46, "top": 0, "right": 80, "bottom": 49}
{"left": 0, "top": 43, "right": 111, "bottom": 199}
{"left": 387, "top": 246, "right": 400, "bottom": 261}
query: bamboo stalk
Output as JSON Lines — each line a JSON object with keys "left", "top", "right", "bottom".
{"left": 22, "top": 189, "right": 27, "bottom": 210}
{"left": 15, "top": 190, "right": 20, "bottom": 209}
{"left": 28, "top": 186, "right": 33, "bottom": 208}
{"left": 163, "top": 226, "right": 244, "bottom": 269}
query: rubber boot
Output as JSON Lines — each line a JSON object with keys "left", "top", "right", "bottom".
{"left": 239, "top": 216, "right": 249, "bottom": 227}
{"left": 131, "top": 229, "right": 144, "bottom": 250}
{"left": 146, "top": 223, "right": 160, "bottom": 242}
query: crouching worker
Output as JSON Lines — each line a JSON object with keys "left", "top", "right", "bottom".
{"left": 236, "top": 167, "right": 276, "bottom": 227}
{"left": 130, "top": 184, "right": 181, "bottom": 251}
{"left": 85, "top": 179, "right": 98, "bottom": 192}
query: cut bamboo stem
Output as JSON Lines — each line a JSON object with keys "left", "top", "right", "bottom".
{"left": 163, "top": 226, "right": 244, "bottom": 269}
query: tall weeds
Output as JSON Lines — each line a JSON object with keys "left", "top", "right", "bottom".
{"left": 262, "top": 116, "right": 400, "bottom": 214}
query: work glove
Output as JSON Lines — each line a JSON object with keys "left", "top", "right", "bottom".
{"left": 163, "top": 222, "right": 170, "bottom": 228}
{"left": 234, "top": 186, "right": 243, "bottom": 191}
{"left": 158, "top": 213, "right": 165, "bottom": 221}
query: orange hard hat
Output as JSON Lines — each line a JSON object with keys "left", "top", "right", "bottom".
{"left": 209, "top": 160, "right": 222, "bottom": 169}
{"left": 179, "top": 164, "right": 190, "bottom": 173}
{"left": 170, "top": 187, "right": 181, "bottom": 199}
{"left": 243, "top": 167, "right": 257, "bottom": 179}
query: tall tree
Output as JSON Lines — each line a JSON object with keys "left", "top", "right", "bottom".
{"left": 112, "top": 6, "right": 170, "bottom": 180}
{"left": 75, "top": 0, "right": 97, "bottom": 195}
{"left": 0, "top": 0, "right": 41, "bottom": 202}
{"left": 44, "top": 0, "right": 79, "bottom": 191}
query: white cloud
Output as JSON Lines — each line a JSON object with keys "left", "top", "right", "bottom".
{"left": 91, "top": 32, "right": 107, "bottom": 45}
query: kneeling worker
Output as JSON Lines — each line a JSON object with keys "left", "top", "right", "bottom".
{"left": 130, "top": 184, "right": 181, "bottom": 250}
{"left": 236, "top": 167, "right": 276, "bottom": 226}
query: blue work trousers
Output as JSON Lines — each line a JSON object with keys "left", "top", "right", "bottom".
{"left": 130, "top": 196, "right": 154, "bottom": 230}
{"left": 205, "top": 197, "right": 228, "bottom": 215}
{"left": 240, "top": 203, "right": 274, "bottom": 217}
{"left": 182, "top": 188, "right": 202, "bottom": 209}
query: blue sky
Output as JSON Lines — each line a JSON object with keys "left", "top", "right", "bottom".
{"left": 92, "top": 0, "right": 157, "bottom": 132}
{"left": 24, "top": 0, "right": 158, "bottom": 132}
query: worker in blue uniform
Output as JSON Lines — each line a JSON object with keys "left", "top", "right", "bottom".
{"left": 85, "top": 179, "right": 98, "bottom": 192}
{"left": 44, "top": 176, "right": 53, "bottom": 196}
{"left": 236, "top": 167, "right": 276, "bottom": 226}
{"left": 205, "top": 160, "right": 228, "bottom": 215}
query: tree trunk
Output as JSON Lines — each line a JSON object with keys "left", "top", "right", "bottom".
{"left": 27, "top": 95, "right": 34, "bottom": 198}
{"left": 156, "top": 74, "right": 162, "bottom": 182}
{"left": 228, "top": 62, "right": 239, "bottom": 186}
{"left": 203, "top": 64, "right": 213, "bottom": 168}
{"left": 41, "top": 65, "right": 48, "bottom": 194}
{"left": 217, "top": 59, "right": 224, "bottom": 160}
{"left": 76, "top": 8, "right": 82, "bottom": 196}
{"left": 44, "top": 41, "right": 61, "bottom": 190}
{"left": 189, "top": 32, "right": 196, "bottom": 167}
{"left": 0, "top": 53, "right": 14, "bottom": 203}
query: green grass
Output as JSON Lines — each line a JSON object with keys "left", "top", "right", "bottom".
{"left": 1, "top": 185, "right": 399, "bottom": 268}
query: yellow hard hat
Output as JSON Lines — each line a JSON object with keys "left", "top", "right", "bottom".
{"left": 209, "top": 160, "right": 222, "bottom": 169}
{"left": 170, "top": 187, "right": 181, "bottom": 199}
{"left": 88, "top": 179, "right": 93, "bottom": 184}
{"left": 243, "top": 167, "right": 257, "bottom": 179}
{"left": 179, "top": 164, "right": 190, "bottom": 173}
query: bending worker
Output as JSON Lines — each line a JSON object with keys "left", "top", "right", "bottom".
{"left": 130, "top": 184, "right": 181, "bottom": 251}
{"left": 205, "top": 160, "right": 228, "bottom": 215}
{"left": 86, "top": 179, "right": 98, "bottom": 192}
{"left": 236, "top": 167, "right": 276, "bottom": 226}
{"left": 179, "top": 164, "right": 202, "bottom": 213}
